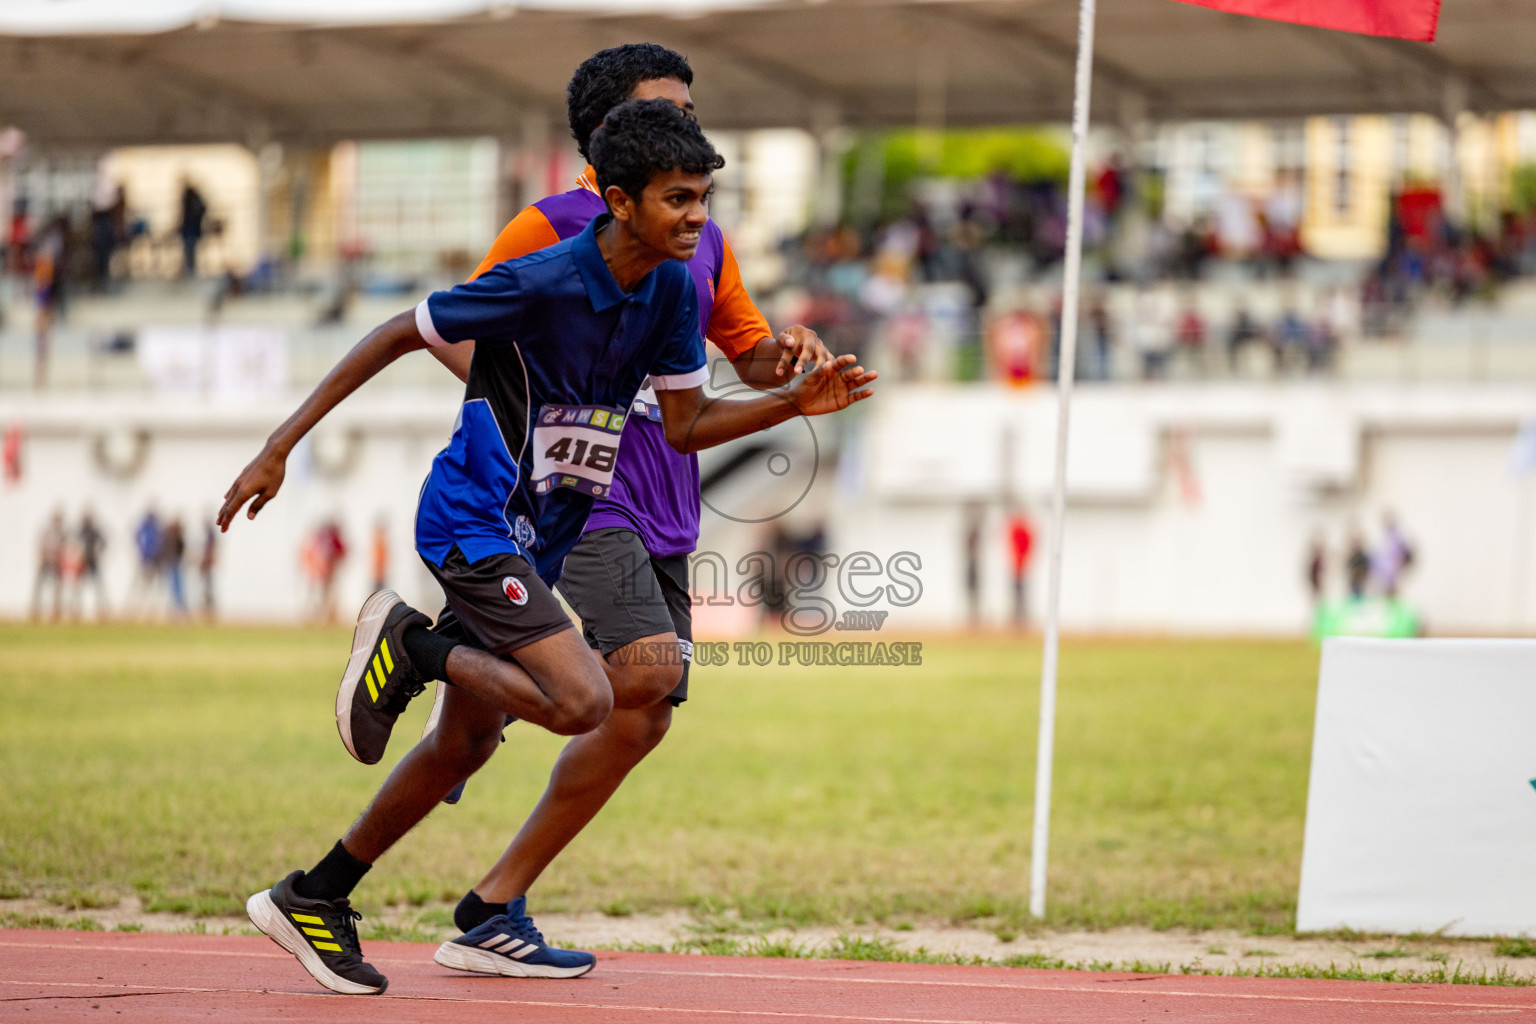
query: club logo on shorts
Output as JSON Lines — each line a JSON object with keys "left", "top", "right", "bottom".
{"left": 513, "top": 515, "right": 537, "bottom": 549}
{"left": 502, "top": 576, "right": 529, "bottom": 606}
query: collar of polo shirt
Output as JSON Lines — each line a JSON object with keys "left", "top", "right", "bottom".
{"left": 573, "top": 213, "right": 660, "bottom": 311}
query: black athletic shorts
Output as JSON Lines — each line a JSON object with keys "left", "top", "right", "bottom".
{"left": 424, "top": 546, "right": 573, "bottom": 656}
{"left": 555, "top": 528, "right": 693, "bottom": 705}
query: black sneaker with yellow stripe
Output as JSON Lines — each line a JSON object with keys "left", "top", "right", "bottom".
{"left": 246, "top": 871, "right": 387, "bottom": 995}
{"left": 337, "top": 590, "right": 431, "bottom": 765}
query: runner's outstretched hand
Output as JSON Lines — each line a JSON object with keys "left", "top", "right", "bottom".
{"left": 785, "top": 353, "right": 878, "bottom": 417}
{"left": 773, "top": 325, "right": 833, "bottom": 379}
{"left": 217, "top": 446, "right": 287, "bottom": 531}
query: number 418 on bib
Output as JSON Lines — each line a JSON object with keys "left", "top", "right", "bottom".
{"left": 531, "top": 403, "right": 626, "bottom": 498}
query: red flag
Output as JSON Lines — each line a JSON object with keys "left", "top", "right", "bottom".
{"left": 1172, "top": 0, "right": 1440, "bottom": 41}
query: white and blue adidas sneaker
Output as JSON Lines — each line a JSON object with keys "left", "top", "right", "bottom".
{"left": 433, "top": 898, "right": 596, "bottom": 978}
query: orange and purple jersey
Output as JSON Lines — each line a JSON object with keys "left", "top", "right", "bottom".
{"left": 470, "top": 167, "right": 771, "bottom": 557}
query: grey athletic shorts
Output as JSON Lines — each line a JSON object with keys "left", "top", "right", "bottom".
{"left": 555, "top": 528, "right": 693, "bottom": 705}
{"left": 425, "top": 546, "right": 574, "bottom": 656}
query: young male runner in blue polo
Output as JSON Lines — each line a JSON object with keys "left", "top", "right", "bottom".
{"left": 415, "top": 44, "right": 846, "bottom": 978}
{"left": 216, "top": 99, "right": 876, "bottom": 996}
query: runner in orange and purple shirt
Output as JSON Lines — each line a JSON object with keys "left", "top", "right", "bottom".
{"left": 423, "top": 44, "right": 841, "bottom": 972}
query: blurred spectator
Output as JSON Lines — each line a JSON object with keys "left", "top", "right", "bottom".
{"left": 1272, "top": 308, "right": 1310, "bottom": 372}
{"left": 370, "top": 517, "right": 390, "bottom": 592}
{"left": 5, "top": 196, "right": 30, "bottom": 275}
{"left": 1174, "top": 215, "right": 1216, "bottom": 279}
{"left": 1008, "top": 511, "right": 1034, "bottom": 627}
{"left": 1305, "top": 312, "right": 1338, "bottom": 374}
{"left": 1047, "top": 295, "right": 1064, "bottom": 380}
{"left": 71, "top": 509, "right": 109, "bottom": 620}
{"left": 1323, "top": 286, "right": 1359, "bottom": 344}
{"left": 1372, "top": 512, "right": 1415, "bottom": 598}
{"left": 1226, "top": 306, "right": 1262, "bottom": 372}
{"left": 1174, "top": 300, "right": 1207, "bottom": 374}
{"left": 199, "top": 519, "right": 219, "bottom": 619}
{"left": 1095, "top": 154, "right": 1127, "bottom": 223}
{"left": 986, "top": 308, "right": 1044, "bottom": 385}
{"left": 1261, "top": 170, "right": 1304, "bottom": 276}
{"left": 962, "top": 506, "right": 983, "bottom": 627}
{"left": 30, "top": 509, "right": 67, "bottom": 621}
{"left": 1087, "top": 295, "right": 1114, "bottom": 381}
{"left": 60, "top": 526, "right": 84, "bottom": 616}
{"left": 1345, "top": 532, "right": 1372, "bottom": 600}
{"left": 4, "top": 424, "right": 24, "bottom": 483}
{"left": 1130, "top": 286, "right": 1172, "bottom": 380}
{"left": 160, "top": 518, "right": 188, "bottom": 617}
{"left": 131, "top": 508, "right": 162, "bottom": 613}
{"left": 304, "top": 519, "right": 349, "bottom": 623}
{"left": 32, "top": 215, "right": 68, "bottom": 388}
{"left": 1216, "top": 193, "right": 1260, "bottom": 264}
{"left": 1305, "top": 534, "right": 1326, "bottom": 609}
{"left": 883, "top": 307, "right": 930, "bottom": 381}
{"left": 178, "top": 179, "right": 208, "bottom": 278}
{"left": 760, "top": 521, "right": 827, "bottom": 630}
{"left": 90, "top": 181, "right": 127, "bottom": 291}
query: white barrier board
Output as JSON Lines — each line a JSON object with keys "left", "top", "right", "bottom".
{"left": 1296, "top": 638, "right": 1536, "bottom": 936}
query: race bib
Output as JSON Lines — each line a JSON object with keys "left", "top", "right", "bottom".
{"left": 531, "top": 403, "right": 626, "bottom": 497}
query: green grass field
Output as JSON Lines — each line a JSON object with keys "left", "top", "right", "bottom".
{"left": 0, "top": 625, "right": 1318, "bottom": 935}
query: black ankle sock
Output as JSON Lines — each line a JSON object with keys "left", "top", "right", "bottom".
{"left": 294, "top": 841, "right": 372, "bottom": 902}
{"left": 403, "top": 625, "right": 458, "bottom": 683}
{"left": 454, "top": 890, "right": 508, "bottom": 932}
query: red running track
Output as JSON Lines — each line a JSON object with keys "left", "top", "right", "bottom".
{"left": 3, "top": 930, "right": 1535, "bottom": 1023}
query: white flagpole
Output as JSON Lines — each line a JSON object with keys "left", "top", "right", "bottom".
{"left": 1029, "top": 0, "right": 1099, "bottom": 921}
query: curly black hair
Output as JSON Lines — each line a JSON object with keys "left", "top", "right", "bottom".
{"left": 589, "top": 98, "right": 724, "bottom": 204}
{"left": 567, "top": 43, "right": 694, "bottom": 161}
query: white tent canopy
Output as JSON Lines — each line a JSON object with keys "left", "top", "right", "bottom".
{"left": 0, "top": 0, "right": 1530, "bottom": 145}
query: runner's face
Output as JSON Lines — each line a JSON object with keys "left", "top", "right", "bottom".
{"left": 630, "top": 77, "right": 694, "bottom": 116}
{"left": 631, "top": 169, "right": 712, "bottom": 262}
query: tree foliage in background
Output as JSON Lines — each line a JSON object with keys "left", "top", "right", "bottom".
{"left": 841, "top": 128, "right": 1071, "bottom": 226}
{"left": 1510, "top": 163, "right": 1536, "bottom": 216}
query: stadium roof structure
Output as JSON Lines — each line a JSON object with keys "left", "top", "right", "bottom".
{"left": 0, "top": 0, "right": 1530, "bottom": 146}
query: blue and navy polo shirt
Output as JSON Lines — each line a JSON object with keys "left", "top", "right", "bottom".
{"left": 412, "top": 214, "right": 707, "bottom": 585}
